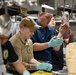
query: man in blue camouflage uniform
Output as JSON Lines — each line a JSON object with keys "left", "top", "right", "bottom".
{"left": 31, "top": 12, "right": 69, "bottom": 71}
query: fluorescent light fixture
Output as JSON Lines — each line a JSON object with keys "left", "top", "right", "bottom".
{"left": 41, "top": 4, "right": 55, "bottom": 10}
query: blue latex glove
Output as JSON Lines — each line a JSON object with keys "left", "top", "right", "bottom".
{"left": 23, "top": 70, "right": 30, "bottom": 75}
{"left": 48, "top": 36, "right": 64, "bottom": 47}
{"left": 37, "top": 63, "right": 52, "bottom": 71}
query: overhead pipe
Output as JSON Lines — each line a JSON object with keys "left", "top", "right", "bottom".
{"left": 70, "top": 0, "right": 74, "bottom": 19}
{"left": 63, "top": 0, "right": 65, "bottom": 12}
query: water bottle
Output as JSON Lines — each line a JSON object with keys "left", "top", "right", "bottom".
{"left": 61, "top": 12, "right": 70, "bottom": 39}
{"left": 0, "top": 45, "right": 6, "bottom": 75}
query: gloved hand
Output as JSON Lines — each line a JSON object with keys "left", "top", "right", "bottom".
{"left": 23, "top": 70, "right": 30, "bottom": 75}
{"left": 37, "top": 63, "right": 52, "bottom": 71}
{"left": 48, "top": 36, "right": 64, "bottom": 47}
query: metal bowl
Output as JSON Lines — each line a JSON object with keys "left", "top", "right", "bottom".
{"left": 0, "top": 14, "right": 11, "bottom": 35}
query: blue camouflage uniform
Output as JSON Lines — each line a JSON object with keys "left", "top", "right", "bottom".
{"left": 31, "top": 20, "right": 56, "bottom": 63}
{"left": 31, "top": 20, "right": 64, "bottom": 71}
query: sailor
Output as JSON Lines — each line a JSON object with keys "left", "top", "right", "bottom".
{"left": 0, "top": 14, "right": 31, "bottom": 75}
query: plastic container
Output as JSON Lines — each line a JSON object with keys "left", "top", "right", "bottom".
{"left": 0, "top": 65, "right": 6, "bottom": 75}
{"left": 31, "top": 70, "right": 55, "bottom": 75}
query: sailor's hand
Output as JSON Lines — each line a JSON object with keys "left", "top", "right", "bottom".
{"left": 37, "top": 63, "right": 52, "bottom": 71}
{"left": 48, "top": 36, "right": 63, "bottom": 47}
{"left": 23, "top": 70, "right": 30, "bottom": 75}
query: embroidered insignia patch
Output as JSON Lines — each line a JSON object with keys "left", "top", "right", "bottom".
{"left": 3, "top": 49, "right": 8, "bottom": 59}
{"left": 26, "top": 46, "right": 31, "bottom": 54}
